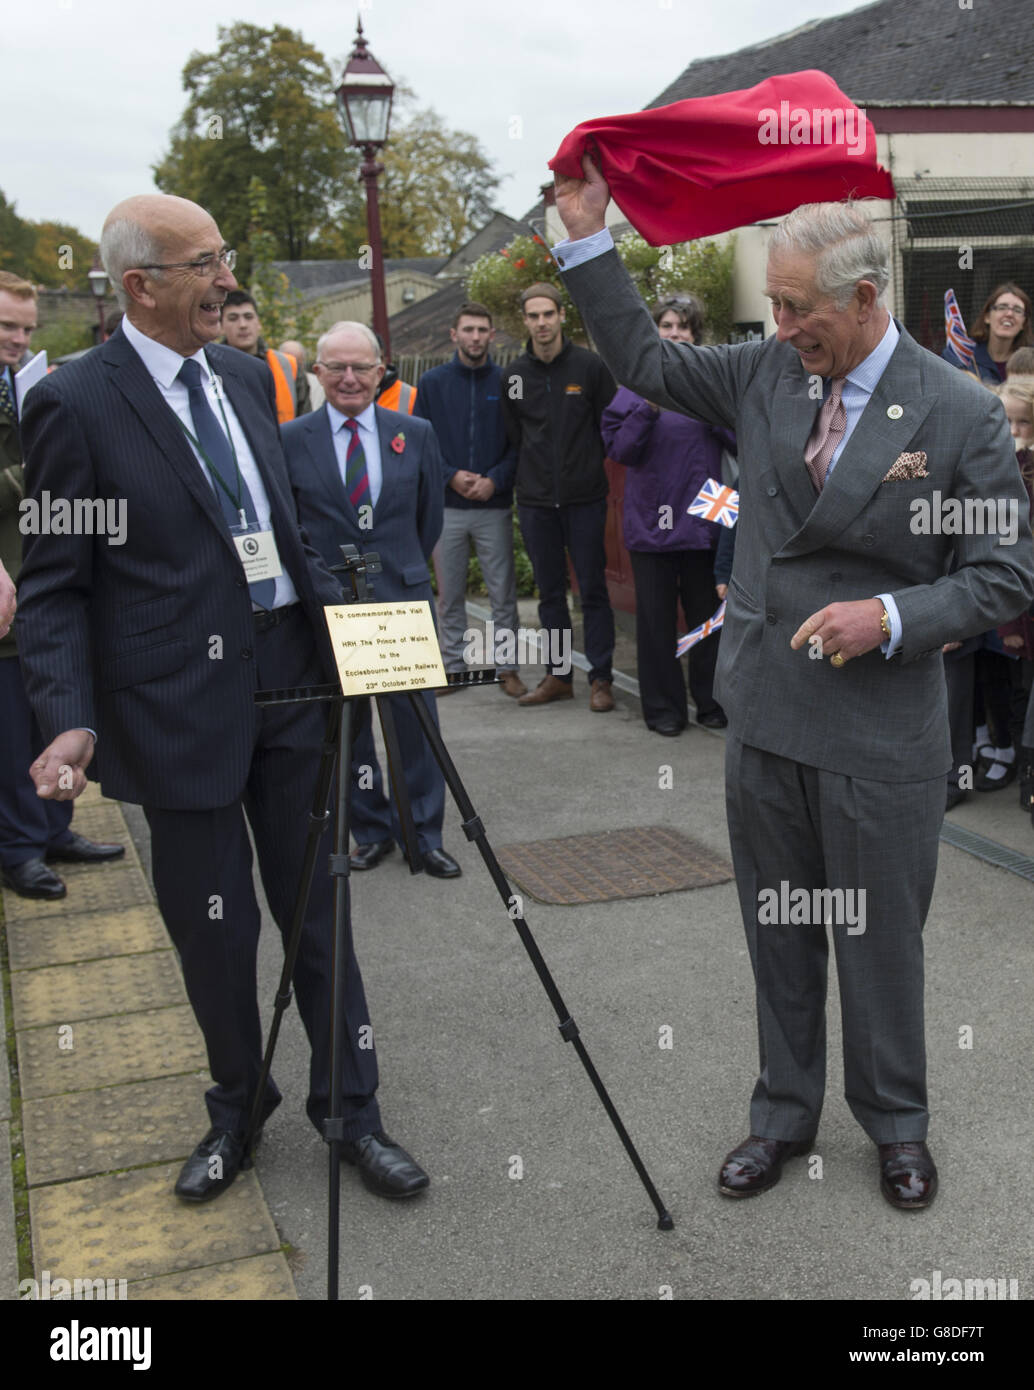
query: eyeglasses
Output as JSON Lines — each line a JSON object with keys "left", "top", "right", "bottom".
{"left": 139, "top": 248, "right": 237, "bottom": 277}
{"left": 316, "top": 361, "right": 380, "bottom": 377}
{"left": 991, "top": 303, "right": 1026, "bottom": 316}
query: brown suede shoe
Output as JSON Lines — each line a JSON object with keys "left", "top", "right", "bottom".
{"left": 498, "top": 671, "right": 528, "bottom": 698}
{"left": 518, "top": 674, "right": 574, "bottom": 706}
{"left": 590, "top": 678, "right": 615, "bottom": 712}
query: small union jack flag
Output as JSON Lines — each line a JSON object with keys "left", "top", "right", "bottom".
{"left": 676, "top": 599, "right": 726, "bottom": 658}
{"left": 688, "top": 478, "right": 739, "bottom": 528}
{"left": 944, "top": 289, "right": 977, "bottom": 371}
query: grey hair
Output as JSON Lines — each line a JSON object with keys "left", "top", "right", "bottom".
{"left": 99, "top": 218, "right": 166, "bottom": 310}
{"left": 316, "top": 320, "right": 382, "bottom": 362}
{"left": 768, "top": 201, "right": 889, "bottom": 308}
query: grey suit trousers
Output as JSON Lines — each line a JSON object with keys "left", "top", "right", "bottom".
{"left": 725, "top": 736, "right": 943, "bottom": 1143}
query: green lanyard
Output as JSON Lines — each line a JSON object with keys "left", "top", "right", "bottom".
{"left": 174, "top": 380, "right": 248, "bottom": 525}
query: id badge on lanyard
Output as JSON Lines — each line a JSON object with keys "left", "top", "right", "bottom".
{"left": 230, "top": 516, "right": 284, "bottom": 582}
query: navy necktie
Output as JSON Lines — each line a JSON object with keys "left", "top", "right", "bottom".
{"left": 177, "top": 357, "right": 276, "bottom": 610}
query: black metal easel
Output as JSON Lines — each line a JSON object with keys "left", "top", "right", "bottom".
{"left": 242, "top": 546, "right": 672, "bottom": 1302}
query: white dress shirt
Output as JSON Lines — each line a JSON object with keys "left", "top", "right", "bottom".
{"left": 121, "top": 316, "right": 299, "bottom": 608}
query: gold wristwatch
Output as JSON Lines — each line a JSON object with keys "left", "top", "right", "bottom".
{"left": 880, "top": 605, "right": 891, "bottom": 640}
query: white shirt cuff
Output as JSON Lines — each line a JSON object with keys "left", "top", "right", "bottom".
{"left": 876, "top": 594, "right": 901, "bottom": 657}
{"left": 551, "top": 227, "right": 615, "bottom": 271}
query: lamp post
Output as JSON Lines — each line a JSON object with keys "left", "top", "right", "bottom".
{"left": 87, "top": 261, "right": 109, "bottom": 342}
{"left": 335, "top": 18, "right": 395, "bottom": 362}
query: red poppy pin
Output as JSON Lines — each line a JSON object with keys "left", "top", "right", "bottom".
{"left": 391, "top": 432, "right": 406, "bottom": 454}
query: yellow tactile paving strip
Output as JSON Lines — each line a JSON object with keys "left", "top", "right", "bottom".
{"left": 2, "top": 785, "right": 297, "bottom": 1300}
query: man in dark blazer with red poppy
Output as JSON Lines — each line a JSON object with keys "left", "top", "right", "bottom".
{"left": 282, "top": 321, "right": 459, "bottom": 878}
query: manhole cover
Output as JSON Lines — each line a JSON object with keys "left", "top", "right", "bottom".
{"left": 495, "top": 825, "right": 734, "bottom": 905}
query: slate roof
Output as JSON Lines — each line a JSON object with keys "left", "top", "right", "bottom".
{"left": 649, "top": 0, "right": 1034, "bottom": 109}
{"left": 272, "top": 257, "right": 447, "bottom": 295}
{"left": 388, "top": 279, "right": 521, "bottom": 358}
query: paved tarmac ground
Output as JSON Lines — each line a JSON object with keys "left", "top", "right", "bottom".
{"left": 118, "top": 658, "right": 1034, "bottom": 1304}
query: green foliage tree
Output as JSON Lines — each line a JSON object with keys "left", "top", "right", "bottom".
{"left": 153, "top": 22, "right": 365, "bottom": 279}
{"left": 468, "top": 230, "right": 737, "bottom": 345}
{"left": 22, "top": 222, "right": 98, "bottom": 290}
{"left": 466, "top": 233, "right": 582, "bottom": 342}
{"left": 377, "top": 108, "right": 501, "bottom": 258}
{"left": 245, "top": 177, "right": 317, "bottom": 345}
{"left": 0, "top": 189, "right": 35, "bottom": 275}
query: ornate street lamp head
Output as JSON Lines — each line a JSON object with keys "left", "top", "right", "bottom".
{"left": 335, "top": 17, "right": 395, "bottom": 149}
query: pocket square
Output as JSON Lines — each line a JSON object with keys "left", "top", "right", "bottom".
{"left": 883, "top": 451, "right": 929, "bottom": 482}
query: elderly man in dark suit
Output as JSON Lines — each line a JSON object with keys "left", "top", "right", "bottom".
{"left": 17, "top": 195, "right": 428, "bottom": 1204}
{"left": 282, "top": 321, "right": 459, "bottom": 879}
{"left": 552, "top": 159, "right": 1034, "bottom": 1209}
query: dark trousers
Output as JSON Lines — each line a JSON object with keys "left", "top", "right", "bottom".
{"left": 518, "top": 499, "right": 614, "bottom": 685}
{"left": 629, "top": 548, "right": 722, "bottom": 727}
{"left": 350, "top": 690, "right": 445, "bottom": 855}
{"left": 143, "top": 608, "right": 380, "bottom": 1140}
{"left": 0, "top": 656, "right": 74, "bottom": 868}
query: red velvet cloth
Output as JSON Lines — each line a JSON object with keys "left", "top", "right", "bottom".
{"left": 549, "top": 70, "right": 895, "bottom": 246}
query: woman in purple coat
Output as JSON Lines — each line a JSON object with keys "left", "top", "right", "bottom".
{"left": 601, "top": 295, "right": 735, "bottom": 737}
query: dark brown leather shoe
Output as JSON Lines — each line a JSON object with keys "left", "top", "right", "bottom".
{"left": 718, "top": 1134, "right": 815, "bottom": 1197}
{"left": 878, "top": 1141, "right": 938, "bottom": 1209}
{"left": 518, "top": 675, "right": 574, "bottom": 706}
{"left": 589, "top": 678, "right": 615, "bottom": 712}
{"left": 499, "top": 671, "right": 528, "bottom": 698}
{"left": 341, "top": 1130, "right": 430, "bottom": 1198}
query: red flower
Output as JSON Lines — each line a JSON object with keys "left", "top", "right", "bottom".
{"left": 391, "top": 432, "right": 406, "bottom": 454}
{"left": 499, "top": 248, "right": 510, "bottom": 258}
{"left": 514, "top": 257, "right": 526, "bottom": 268}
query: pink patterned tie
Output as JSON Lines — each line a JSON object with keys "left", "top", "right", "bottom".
{"left": 804, "top": 378, "right": 846, "bottom": 492}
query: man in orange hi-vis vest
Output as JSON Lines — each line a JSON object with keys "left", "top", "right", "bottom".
{"left": 221, "top": 289, "right": 311, "bottom": 424}
{"left": 376, "top": 371, "right": 416, "bottom": 413}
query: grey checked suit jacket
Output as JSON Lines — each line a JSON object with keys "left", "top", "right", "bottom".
{"left": 563, "top": 249, "right": 1034, "bottom": 781}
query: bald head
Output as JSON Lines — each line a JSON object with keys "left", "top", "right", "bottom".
{"left": 99, "top": 193, "right": 237, "bottom": 356}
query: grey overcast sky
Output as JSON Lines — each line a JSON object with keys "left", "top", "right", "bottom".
{"left": 6, "top": 0, "right": 871, "bottom": 239}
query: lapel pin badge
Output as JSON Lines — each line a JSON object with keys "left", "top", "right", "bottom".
{"left": 887, "top": 404, "right": 903, "bottom": 420}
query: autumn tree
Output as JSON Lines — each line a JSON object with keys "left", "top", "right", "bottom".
{"left": 377, "top": 108, "right": 500, "bottom": 258}
{"left": 246, "top": 178, "right": 316, "bottom": 345}
{"left": 153, "top": 22, "right": 365, "bottom": 277}
{"left": 0, "top": 190, "right": 35, "bottom": 275}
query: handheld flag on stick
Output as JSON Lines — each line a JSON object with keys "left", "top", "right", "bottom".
{"left": 689, "top": 478, "right": 739, "bottom": 528}
{"left": 944, "top": 289, "right": 977, "bottom": 371}
{"left": 676, "top": 600, "right": 726, "bottom": 658}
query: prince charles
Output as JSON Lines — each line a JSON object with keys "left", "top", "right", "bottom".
{"left": 553, "top": 159, "right": 1034, "bottom": 1209}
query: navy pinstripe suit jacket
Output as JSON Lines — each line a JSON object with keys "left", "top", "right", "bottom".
{"left": 15, "top": 326, "right": 344, "bottom": 810}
